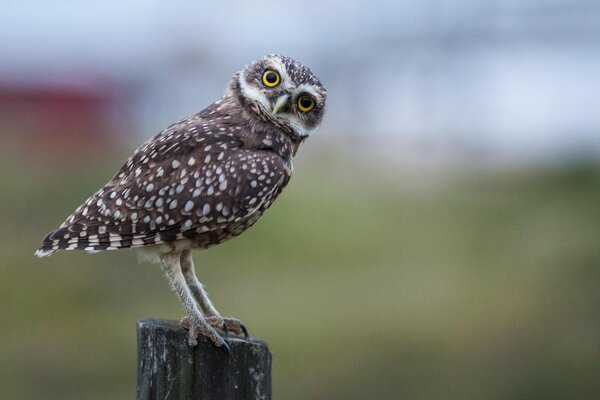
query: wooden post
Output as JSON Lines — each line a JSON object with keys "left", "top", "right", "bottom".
{"left": 137, "top": 319, "right": 272, "bottom": 400}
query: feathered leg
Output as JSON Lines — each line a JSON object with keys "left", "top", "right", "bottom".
{"left": 159, "top": 251, "right": 229, "bottom": 350}
{"left": 180, "top": 249, "right": 248, "bottom": 338}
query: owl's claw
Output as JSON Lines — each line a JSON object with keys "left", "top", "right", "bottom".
{"left": 180, "top": 315, "right": 229, "bottom": 350}
{"left": 205, "top": 316, "right": 249, "bottom": 339}
{"left": 239, "top": 322, "right": 249, "bottom": 340}
{"left": 221, "top": 339, "right": 231, "bottom": 354}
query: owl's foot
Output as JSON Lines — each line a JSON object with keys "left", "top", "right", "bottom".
{"left": 205, "top": 316, "right": 249, "bottom": 339}
{"left": 180, "top": 315, "right": 230, "bottom": 352}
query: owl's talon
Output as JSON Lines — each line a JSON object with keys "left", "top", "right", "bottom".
{"left": 240, "top": 323, "right": 249, "bottom": 339}
{"left": 220, "top": 339, "right": 231, "bottom": 354}
{"left": 180, "top": 314, "right": 227, "bottom": 350}
{"left": 180, "top": 315, "right": 192, "bottom": 330}
{"left": 205, "top": 316, "right": 248, "bottom": 339}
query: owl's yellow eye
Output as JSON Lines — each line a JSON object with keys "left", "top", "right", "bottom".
{"left": 262, "top": 70, "right": 280, "bottom": 87}
{"left": 297, "top": 95, "right": 315, "bottom": 112}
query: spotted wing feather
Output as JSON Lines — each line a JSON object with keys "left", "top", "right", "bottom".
{"left": 37, "top": 112, "right": 290, "bottom": 255}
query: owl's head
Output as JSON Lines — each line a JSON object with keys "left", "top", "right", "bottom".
{"left": 231, "top": 55, "right": 327, "bottom": 139}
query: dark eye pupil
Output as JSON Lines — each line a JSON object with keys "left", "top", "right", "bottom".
{"left": 266, "top": 72, "right": 277, "bottom": 83}
{"left": 300, "top": 97, "right": 312, "bottom": 108}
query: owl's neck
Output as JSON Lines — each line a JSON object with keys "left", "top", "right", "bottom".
{"left": 239, "top": 127, "right": 300, "bottom": 160}
{"left": 215, "top": 90, "right": 303, "bottom": 159}
{"left": 197, "top": 95, "right": 301, "bottom": 161}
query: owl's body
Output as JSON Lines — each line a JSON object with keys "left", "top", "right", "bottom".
{"left": 36, "top": 55, "right": 326, "bottom": 349}
{"left": 37, "top": 96, "right": 297, "bottom": 256}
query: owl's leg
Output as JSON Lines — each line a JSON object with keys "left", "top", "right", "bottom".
{"left": 159, "top": 252, "right": 229, "bottom": 350}
{"left": 180, "top": 250, "right": 220, "bottom": 317}
{"left": 180, "top": 250, "right": 248, "bottom": 338}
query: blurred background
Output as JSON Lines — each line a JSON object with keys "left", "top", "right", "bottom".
{"left": 1, "top": 1, "right": 599, "bottom": 399}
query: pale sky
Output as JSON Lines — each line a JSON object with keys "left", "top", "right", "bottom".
{"left": 2, "top": 0, "right": 599, "bottom": 165}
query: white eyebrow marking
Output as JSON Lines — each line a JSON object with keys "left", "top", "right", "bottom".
{"left": 295, "top": 83, "right": 321, "bottom": 100}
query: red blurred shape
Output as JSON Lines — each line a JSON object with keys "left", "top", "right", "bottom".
{"left": 0, "top": 74, "right": 131, "bottom": 156}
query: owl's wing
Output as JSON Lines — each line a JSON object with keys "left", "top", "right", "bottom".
{"left": 37, "top": 117, "right": 290, "bottom": 255}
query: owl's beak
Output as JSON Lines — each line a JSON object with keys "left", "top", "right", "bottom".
{"left": 271, "top": 94, "right": 289, "bottom": 114}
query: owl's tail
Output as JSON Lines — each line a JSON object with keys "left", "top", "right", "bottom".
{"left": 34, "top": 248, "right": 57, "bottom": 257}
{"left": 35, "top": 229, "right": 63, "bottom": 257}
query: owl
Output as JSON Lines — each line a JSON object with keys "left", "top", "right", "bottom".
{"left": 35, "top": 55, "right": 327, "bottom": 351}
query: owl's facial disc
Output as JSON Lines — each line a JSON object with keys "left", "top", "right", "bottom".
{"left": 234, "top": 55, "right": 327, "bottom": 138}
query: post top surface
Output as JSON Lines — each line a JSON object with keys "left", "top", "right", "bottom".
{"left": 137, "top": 318, "right": 269, "bottom": 348}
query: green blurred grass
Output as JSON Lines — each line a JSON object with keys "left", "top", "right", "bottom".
{"left": 0, "top": 143, "right": 599, "bottom": 400}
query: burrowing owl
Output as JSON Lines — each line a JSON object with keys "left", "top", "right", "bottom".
{"left": 35, "top": 55, "right": 327, "bottom": 350}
